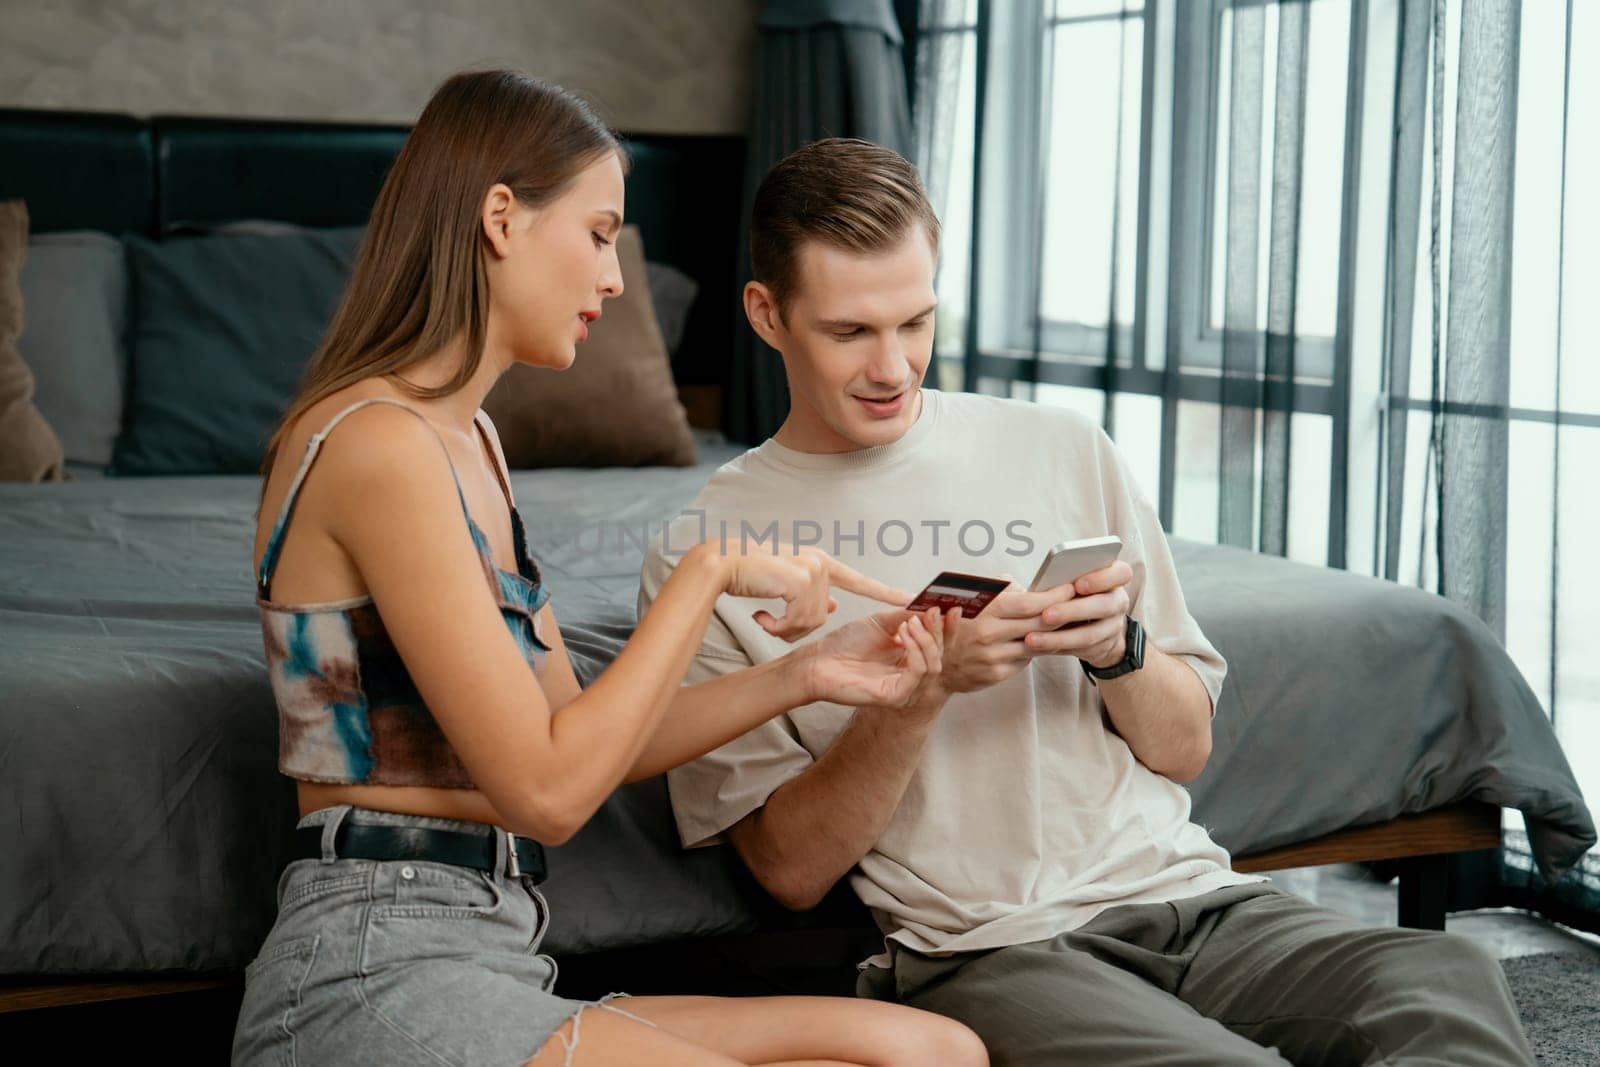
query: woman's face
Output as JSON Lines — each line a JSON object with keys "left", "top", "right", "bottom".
{"left": 482, "top": 152, "right": 626, "bottom": 371}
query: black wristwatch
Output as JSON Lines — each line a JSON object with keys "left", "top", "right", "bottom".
{"left": 1081, "top": 617, "right": 1145, "bottom": 684}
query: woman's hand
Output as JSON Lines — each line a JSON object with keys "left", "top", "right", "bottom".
{"left": 709, "top": 543, "right": 911, "bottom": 641}
{"left": 802, "top": 606, "right": 951, "bottom": 709}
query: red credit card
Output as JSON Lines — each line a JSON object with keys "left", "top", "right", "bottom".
{"left": 905, "top": 571, "right": 1010, "bottom": 617}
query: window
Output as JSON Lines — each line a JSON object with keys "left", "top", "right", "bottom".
{"left": 917, "top": 0, "right": 1600, "bottom": 869}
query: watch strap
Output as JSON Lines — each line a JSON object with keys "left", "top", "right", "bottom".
{"left": 1082, "top": 617, "right": 1145, "bottom": 683}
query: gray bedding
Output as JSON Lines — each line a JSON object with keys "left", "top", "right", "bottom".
{"left": 0, "top": 446, "right": 1592, "bottom": 974}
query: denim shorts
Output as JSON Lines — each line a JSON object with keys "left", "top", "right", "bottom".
{"left": 231, "top": 805, "right": 647, "bottom": 1066}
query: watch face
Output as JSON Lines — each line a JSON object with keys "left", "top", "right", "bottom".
{"left": 1126, "top": 617, "right": 1145, "bottom": 668}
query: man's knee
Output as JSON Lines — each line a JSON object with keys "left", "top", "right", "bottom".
{"left": 1403, "top": 930, "right": 1498, "bottom": 974}
{"left": 1359, "top": 931, "right": 1532, "bottom": 1064}
{"left": 1428, "top": 932, "right": 1511, "bottom": 993}
{"left": 1365, "top": 929, "right": 1510, "bottom": 1007}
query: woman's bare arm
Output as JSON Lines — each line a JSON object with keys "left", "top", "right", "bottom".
{"left": 318, "top": 406, "right": 738, "bottom": 844}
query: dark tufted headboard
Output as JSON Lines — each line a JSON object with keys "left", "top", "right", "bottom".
{"left": 0, "top": 108, "right": 743, "bottom": 401}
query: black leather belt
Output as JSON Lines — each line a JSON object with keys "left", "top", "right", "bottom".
{"left": 293, "top": 822, "right": 547, "bottom": 884}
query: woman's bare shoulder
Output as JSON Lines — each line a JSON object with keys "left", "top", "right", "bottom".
{"left": 273, "top": 384, "right": 440, "bottom": 475}
{"left": 259, "top": 383, "right": 457, "bottom": 546}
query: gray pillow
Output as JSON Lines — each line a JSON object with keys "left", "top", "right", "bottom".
{"left": 169, "top": 220, "right": 697, "bottom": 356}
{"left": 206, "top": 221, "right": 699, "bottom": 358}
{"left": 644, "top": 259, "right": 698, "bottom": 356}
{"left": 18, "top": 231, "right": 128, "bottom": 469}
{"left": 113, "top": 227, "right": 363, "bottom": 475}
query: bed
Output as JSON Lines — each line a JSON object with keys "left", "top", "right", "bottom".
{"left": 0, "top": 108, "right": 1592, "bottom": 1012}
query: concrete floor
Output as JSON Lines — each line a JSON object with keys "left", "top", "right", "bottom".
{"left": 1263, "top": 862, "right": 1600, "bottom": 959}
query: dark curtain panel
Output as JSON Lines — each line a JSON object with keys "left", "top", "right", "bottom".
{"left": 725, "top": 0, "right": 915, "bottom": 444}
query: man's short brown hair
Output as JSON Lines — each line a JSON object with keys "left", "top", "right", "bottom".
{"left": 750, "top": 138, "right": 940, "bottom": 319}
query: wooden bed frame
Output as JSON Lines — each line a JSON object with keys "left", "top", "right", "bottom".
{"left": 0, "top": 802, "right": 1501, "bottom": 1014}
{"left": 1230, "top": 802, "right": 1501, "bottom": 928}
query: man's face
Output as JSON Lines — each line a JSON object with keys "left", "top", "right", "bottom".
{"left": 753, "top": 228, "right": 938, "bottom": 453}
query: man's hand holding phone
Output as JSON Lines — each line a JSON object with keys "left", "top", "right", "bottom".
{"left": 1022, "top": 558, "right": 1134, "bottom": 669}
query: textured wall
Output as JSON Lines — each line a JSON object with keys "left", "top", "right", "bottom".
{"left": 0, "top": 0, "right": 757, "bottom": 133}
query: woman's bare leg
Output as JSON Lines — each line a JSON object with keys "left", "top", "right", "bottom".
{"left": 524, "top": 994, "right": 987, "bottom": 1067}
{"left": 524, "top": 1003, "right": 743, "bottom": 1066}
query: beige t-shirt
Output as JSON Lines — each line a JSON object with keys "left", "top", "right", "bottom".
{"left": 637, "top": 388, "right": 1263, "bottom": 958}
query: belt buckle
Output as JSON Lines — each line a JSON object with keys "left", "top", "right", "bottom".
{"left": 505, "top": 829, "right": 521, "bottom": 879}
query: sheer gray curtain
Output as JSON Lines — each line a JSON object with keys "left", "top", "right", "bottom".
{"left": 726, "top": 0, "right": 914, "bottom": 444}
{"left": 915, "top": 0, "right": 1598, "bottom": 924}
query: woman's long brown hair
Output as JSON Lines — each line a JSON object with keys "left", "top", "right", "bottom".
{"left": 261, "top": 70, "right": 622, "bottom": 477}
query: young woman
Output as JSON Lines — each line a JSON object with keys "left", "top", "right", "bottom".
{"left": 233, "top": 70, "right": 985, "bottom": 1067}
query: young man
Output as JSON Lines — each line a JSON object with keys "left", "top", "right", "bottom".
{"left": 638, "top": 138, "right": 1533, "bottom": 1065}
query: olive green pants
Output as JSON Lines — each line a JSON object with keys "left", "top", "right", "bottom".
{"left": 857, "top": 884, "right": 1534, "bottom": 1065}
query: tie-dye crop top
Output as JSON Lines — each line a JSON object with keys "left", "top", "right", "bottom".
{"left": 255, "top": 398, "right": 552, "bottom": 788}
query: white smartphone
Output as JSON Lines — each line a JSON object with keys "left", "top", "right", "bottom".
{"left": 1028, "top": 535, "right": 1124, "bottom": 592}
